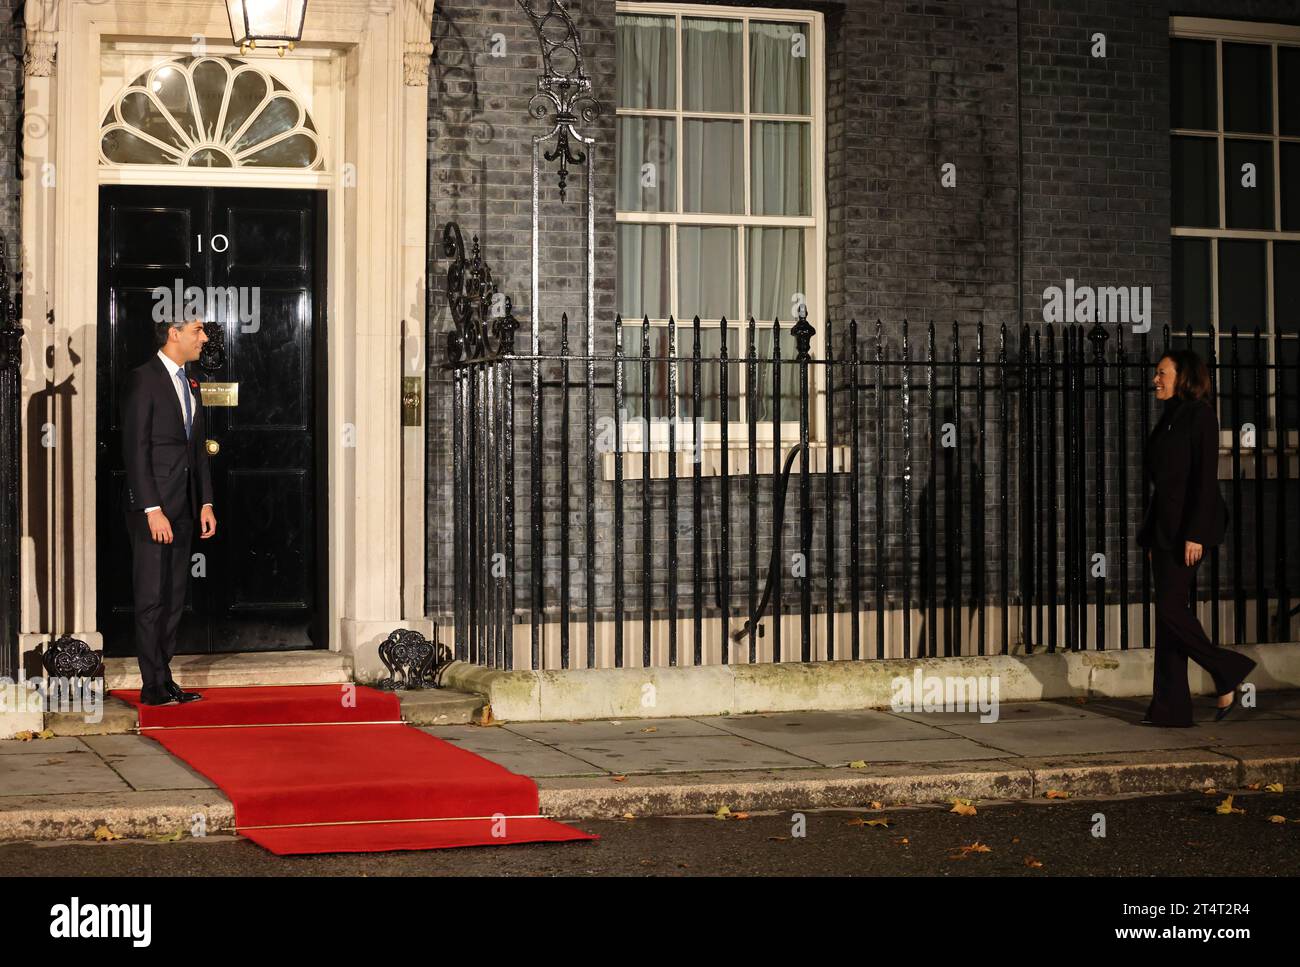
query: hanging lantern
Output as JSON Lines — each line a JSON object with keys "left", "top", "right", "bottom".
{"left": 226, "top": 0, "right": 308, "bottom": 57}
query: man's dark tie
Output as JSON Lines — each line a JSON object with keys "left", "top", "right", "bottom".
{"left": 176, "top": 369, "right": 192, "bottom": 440}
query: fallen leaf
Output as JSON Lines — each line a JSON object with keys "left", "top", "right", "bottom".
{"left": 93, "top": 825, "right": 122, "bottom": 842}
{"left": 868, "top": 801, "right": 884, "bottom": 810}
{"left": 639, "top": 859, "right": 656, "bottom": 866}
{"left": 621, "top": 812, "right": 636, "bottom": 820}
{"left": 864, "top": 818, "right": 893, "bottom": 828}
{"left": 893, "top": 837, "right": 910, "bottom": 845}
{"left": 1201, "top": 788, "right": 1220, "bottom": 796}
{"left": 639, "top": 727, "right": 657, "bottom": 733}
{"left": 732, "top": 812, "right": 750, "bottom": 820}
{"left": 715, "top": 805, "right": 733, "bottom": 820}
{"left": 12, "top": 731, "right": 34, "bottom": 742}
{"left": 1011, "top": 836, "right": 1020, "bottom": 844}
{"left": 1215, "top": 795, "right": 1245, "bottom": 815}
{"left": 950, "top": 797, "right": 973, "bottom": 806}
{"left": 950, "top": 802, "right": 977, "bottom": 817}
{"left": 37, "top": 730, "right": 54, "bottom": 739}
{"left": 847, "top": 760, "right": 867, "bottom": 769}
{"left": 956, "top": 841, "right": 992, "bottom": 855}
{"left": 1045, "top": 790, "right": 1070, "bottom": 799}
{"left": 1024, "top": 855, "right": 1043, "bottom": 868}
{"left": 152, "top": 829, "right": 184, "bottom": 843}
{"left": 477, "top": 705, "right": 496, "bottom": 727}
{"left": 846, "top": 817, "right": 867, "bottom": 826}
{"left": 1245, "top": 782, "right": 1261, "bottom": 791}
{"left": 1265, "top": 783, "right": 1284, "bottom": 793}
{"left": 610, "top": 775, "right": 627, "bottom": 783}
{"left": 767, "top": 835, "right": 788, "bottom": 842}
{"left": 1267, "top": 815, "right": 1287, "bottom": 824}
{"left": 45, "top": 758, "right": 63, "bottom": 765}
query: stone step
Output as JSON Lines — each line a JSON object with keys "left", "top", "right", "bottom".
{"left": 44, "top": 684, "right": 485, "bottom": 736}
{"left": 398, "top": 688, "right": 486, "bottom": 726}
{"left": 46, "top": 696, "right": 139, "bottom": 736}
{"left": 103, "top": 650, "right": 353, "bottom": 690}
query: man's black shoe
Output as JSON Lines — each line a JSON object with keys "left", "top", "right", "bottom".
{"left": 139, "top": 688, "right": 177, "bottom": 706}
{"left": 165, "top": 681, "right": 203, "bottom": 703}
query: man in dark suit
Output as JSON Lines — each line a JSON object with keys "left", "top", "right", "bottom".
{"left": 121, "top": 317, "right": 218, "bottom": 706}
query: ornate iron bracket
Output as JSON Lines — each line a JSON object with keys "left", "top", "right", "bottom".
{"left": 375, "top": 628, "right": 454, "bottom": 691}
{"left": 443, "top": 221, "right": 518, "bottom": 366}
{"left": 517, "top": 0, "right": 602, "bottom": 201}
{"left": 40, "top": 635, "right": 105, "bottom": 678}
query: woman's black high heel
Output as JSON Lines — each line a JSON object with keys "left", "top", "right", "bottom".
{"left": 1214, "top": 691, "right": 1239, "bottom": 722}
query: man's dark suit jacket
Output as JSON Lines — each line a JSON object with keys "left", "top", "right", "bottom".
{"left": 121, "top": 355, "right": 214, "bottom": 523}
{"left": 1137, "top": 394, "right": 1229, "bottom": 550}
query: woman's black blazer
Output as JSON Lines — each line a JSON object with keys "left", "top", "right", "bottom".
{"left": 1137, "top": 395, "right": 1229, "bottom": 550}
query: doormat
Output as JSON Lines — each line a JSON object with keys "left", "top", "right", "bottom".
{"left": 111, "top": 685, "right": 597, "bottom": 855}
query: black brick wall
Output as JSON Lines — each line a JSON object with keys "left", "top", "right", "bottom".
{"left": 417, "top": 0, "right": 1300, "bottom": 651}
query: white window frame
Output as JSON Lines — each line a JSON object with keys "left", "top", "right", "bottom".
{"left": 1170, "top": 17, "right": 1300, "bottom": 461}
{"left": 614, "top": 1, "right": 828, "bottom": 460}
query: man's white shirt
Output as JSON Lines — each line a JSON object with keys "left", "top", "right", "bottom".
{"left": 144, "top": 349, "right": 213, "bottom": 516}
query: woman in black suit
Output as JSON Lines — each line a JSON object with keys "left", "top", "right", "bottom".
{"left": 1137, "top": 350, "right": 1255, "bottom": 726}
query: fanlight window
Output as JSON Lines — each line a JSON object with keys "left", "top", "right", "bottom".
{"left": 100, "top": 56, "right": 322, "bottom": 169}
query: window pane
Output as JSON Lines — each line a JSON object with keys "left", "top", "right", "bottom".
{"left": 617, "top": 14, "right": 675, "bottom": 110}
{"left": 1172, "top": 136, "right": 1219, "bottom": 228}
{"left": 753, "top": 326, "right": 800, "bottom": 423}
{"left": 1275, "top": 242, "right": 1300, "bottom": 336}
{"left": 747, "top": 227, "right": 805, "bottom": 322}
{"left": 678, "top": 227, "right": 737, "bottom": 319}
{"left": 1282, "top": 46, "right": 1300, "bottom": 136}
{"left": 752, "top": 121, "right": 811, "bottom": 215}
{"left": 119, "top": 92, "right": 187, "bottom": 150}
{"left": 1173, "top": 237, "right": 1212, "bottom": 330}
{"left": 677, "top": 326, "right": 740, "bottom": 421}
{"left": 1172, "top": 38, "right": 1217, "bottom": 130}
{"left": 617, "top": 116, "right": 676, "bottom": 212}
{"left": 1224, "top": 139, "right": 1274, "bottom": 230}
{"left": 1219, "top": 334, "right": 1266, "bottom": 432}
{"left": 751, "top": 21, "right": 811, "bottom": 115}
{"left": 1278, "top": 338, "right": 1300, "bottom": 430}
{"left": 682, "top": 120, "right": 743, "bottom": 212}
{"left": 1283, "top": 143, "right": 1300, "bottom": 231}
{"left": 622, "top": 323, "right": 670, "bottom": 421}
{"left": 682, "top": 18, "right": 742, "bottom": 112}
{"left": 1217, "top": 239, "right": 1266, "bottom": 330}
{"left": 617, "top": 224, "right": 670, "bottom": 319}
{"left": 1223, "top": 42, "right": 1272, "bottom": 134}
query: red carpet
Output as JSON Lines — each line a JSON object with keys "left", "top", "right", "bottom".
{"left": 112, "top": 685, "right": 597, "bottom": 855}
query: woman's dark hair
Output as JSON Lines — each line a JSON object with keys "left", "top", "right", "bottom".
{"left": 1159, "top": 349, "right": 1214, "bottom": 403}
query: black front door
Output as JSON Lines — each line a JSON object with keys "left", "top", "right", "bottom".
{"left": 97, "top": 185, "right": 328, "bottom": 654}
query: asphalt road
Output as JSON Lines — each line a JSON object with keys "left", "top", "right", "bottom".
{"left": 4, "top": 788, "right": 1298, "bottom": 877}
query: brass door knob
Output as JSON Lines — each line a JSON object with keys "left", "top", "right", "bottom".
{"left": 205, "top": 439, "right": 220, "bottom": 455}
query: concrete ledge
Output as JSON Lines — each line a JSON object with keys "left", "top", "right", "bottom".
{"left": 397, "top": 688, "right": 485, "bottom": 726}
{"left": 0, "top": 790, "right": 233, "bottom": 842}
{"left": 2, "top": 748, "right": 1296, "bottom": 840}
{"left": 45, "top": 696, "right": 138, "bottom": 736}
{"left": 536, "top": 760, "right": 1033, "bottom": 818}
{"left": 439, "top": 643, "right": 1300, "bottom": 723}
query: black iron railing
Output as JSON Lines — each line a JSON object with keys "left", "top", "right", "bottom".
{"left": 442, "top": 266, "right": 1299, "bottom": 669}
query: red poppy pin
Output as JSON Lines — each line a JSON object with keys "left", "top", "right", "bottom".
{"left": 188, "top": 377, "right": 199, "bottom": 390}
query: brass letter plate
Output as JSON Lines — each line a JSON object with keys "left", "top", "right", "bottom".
{"left": 402, "top": 376, "right": 422, "bottom": 427}
{"left": 201, "top": 382, "right": 239, "bottom": 407}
